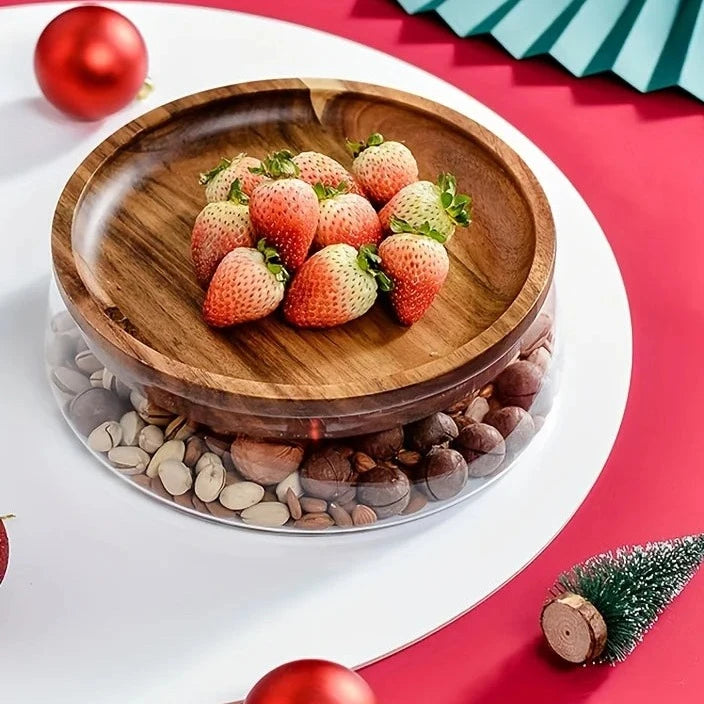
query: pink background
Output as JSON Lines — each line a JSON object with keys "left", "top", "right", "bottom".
{"left": 6, "top": 0, "right": 704, "bottom": 701}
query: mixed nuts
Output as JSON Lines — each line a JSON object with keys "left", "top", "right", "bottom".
{"left": 47, "top": 307, "right": 556, "bottom": 531}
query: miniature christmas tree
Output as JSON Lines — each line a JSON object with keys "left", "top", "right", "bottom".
{"left": 541, "top": 534, "right": 704, "bottom": 664}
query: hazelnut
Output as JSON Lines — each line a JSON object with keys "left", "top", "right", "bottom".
{"left": 422, "top": 448, "right": 468, "bottom": 501}
{"left": 230, "top": 436, "right": 304, "bottom": 485}
{"left": 407, "top": 413, "right": 459, "bottom": 452}
{"left": 300, "top": 445, "right": 356, "bottom": 500}
{"left": 494, "top": 361, "right": 544, "bottom": 411}
{"left": 454, "top": 423, "right": 506, "bottom": 478}
{"left": 355, "top": 426, "right": 404, "bottom": 460}
{"left": 356, "top": 466, "right": 410, "bottom": 518}
{"left": 485, "top": 406, "right": 535, "bottom": 456}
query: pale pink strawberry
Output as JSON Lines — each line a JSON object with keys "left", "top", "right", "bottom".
{"left": 378, "top": 218, "right": 449, "bottom": 326}
{"left": 199, "top": 153, "right": 267, "bottom": 201}
{"left": 191, "top": 179, "right": 255, "bottom": 286}
{"left": 284, "top": 244, "right": 390, "bottom": 328}
{"left": 313, "top": 183, "right": 382, "bottom": 250}
{"left": 249, "top": 150, "right": 319, "bottom": 270}
{"left": 379, "top": 172, "right": 471, "bottom": 242}
{"left": 202, "top": 240, "right": 288, "bottom": 327}
{"left": 292, "top": 151, "right": 363, "bottom": 194}
{"left": 347, "top": 133, "right": 418, "bottom": 205}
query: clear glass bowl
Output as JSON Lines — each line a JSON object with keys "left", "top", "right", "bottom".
{"left": 46, "top": 279, "right": 558, "bottom": 533}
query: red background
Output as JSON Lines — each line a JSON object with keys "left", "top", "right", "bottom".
{"left": 6, "top": 0, "right": 704, "bottom": 701}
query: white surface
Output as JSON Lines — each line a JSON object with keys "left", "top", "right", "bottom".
{"left": 0, "top": 3, "right": 632, "bottom": 703}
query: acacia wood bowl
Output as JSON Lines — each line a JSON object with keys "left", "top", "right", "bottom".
{"left": 52, "top": 78, "right": 555, "bottom": 439}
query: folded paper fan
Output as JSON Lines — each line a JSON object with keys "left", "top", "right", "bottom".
{"left": 397, "top": 0, "right": 704, "bottom": 102}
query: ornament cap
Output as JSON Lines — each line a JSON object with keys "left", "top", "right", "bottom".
{"left": 541, "top": 591, "right": 607, "bottom": 664}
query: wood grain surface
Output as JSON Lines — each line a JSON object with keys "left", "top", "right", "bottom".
{"left": 52, "top": 78, "right": 555, "bottom": 437}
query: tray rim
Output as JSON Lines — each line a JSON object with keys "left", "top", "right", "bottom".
{"left": 51, "top": 77, "right": 556, "bottom": 404}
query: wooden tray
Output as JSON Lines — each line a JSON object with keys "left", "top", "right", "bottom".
{"left": 52, "top": 78, "right": 555, "bottom": 438}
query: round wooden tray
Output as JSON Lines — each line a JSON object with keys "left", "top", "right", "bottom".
{"left": 52, "top": 78, "right": 555, "bottom": 438}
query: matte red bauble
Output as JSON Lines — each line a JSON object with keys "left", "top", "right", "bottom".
{"left": 244, "top": 660, "right": 377, "bottom": 704}
{"left": 34, "top": 6, "right": 148, "bottom": 120}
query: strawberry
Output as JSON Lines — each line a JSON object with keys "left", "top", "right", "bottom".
{"left": 379, "top": 172, "right": 471, "bottom": 242}
{"left": 199, "top": 153, "right": 267, "bottom": 201}
{"left": 346, "top": 133, "right": 418, "bottom": 205}
{"left": 284, "top": 243, "right": 391, "bottom": 328}
{"left": 0, "top": 514, "right": 13, "bottom": 586}
{"left": 191, "top": 179, "right": 255, "bottom": 287}
{"left": 293, "top": 151, "right": 363, "bottom": 194}
{"left": 313, "top": 183, "right": 382, "bottom": 250}
{"left": 378, "top": 217, "right": 450, "bottom": 325}
{"left": 203, "top": 240, "right": 289, "bottom": 327}
{"left": 249, "top": 150, "right": 319, "bottom": 270}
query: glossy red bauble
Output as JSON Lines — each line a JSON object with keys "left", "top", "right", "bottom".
{"left": 0, "top": 515, "right": 11, "bottom": 585}
{"left": 34, "top": 6, "right": 148, "bottom": 121}
{"left": 244, "top": 660, "right": 377, "bottom": 704}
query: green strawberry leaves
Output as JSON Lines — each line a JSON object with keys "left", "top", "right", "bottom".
{"left": 227, "top": 178, "right": 249, "bottom": 205}
{"left": 437, "top": 172, "right": 472, "bottom": 227}
{"left": 346, "top": 132, "right": 385, "bottom": 158}
{"left": 358, "top": 244, "right": 393, "bottom": 292}
{"left": 257, "top": 238, "right": 290, "bottom": 284}
{"left": 313, "top": 181, "right": 350, "bottom": 201}
{"left": 390, "top": 216, "right": 447, "bottom": 244}
{"left": 199, "top": 157, "right": 232, "bottom": 185}
{"left": 251, "top": 150, "right": 300, "bottom": 179}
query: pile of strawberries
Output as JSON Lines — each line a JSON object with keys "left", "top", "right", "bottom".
{"left": 191, "top": 133, "right": 472, "bottom": 329}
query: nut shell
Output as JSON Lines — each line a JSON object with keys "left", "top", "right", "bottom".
{"left": 355, "top": 426, "right": 404, "bottom": 459}
{"left": 356, "top": 466, "right": 410, "bottom": 518}
{"left": 300, "top": 445, "right": 356, "bottom": 500}
{"left": 422, "top": 448, "right": 468, "bottom": 501}
{"left": 231, "top": 437, "right": 304, "bottom": 485}
{"left": 485, "top": 406, "right": 536, "bottom": 455}
{"left": 454, "top": 423, "right": 506, "bottom": 478}
{"left": 495, "top": 361, "right": 544, "bottom": 411}
{"left": 407, "top": 413, "right": 458, "bottom": 452}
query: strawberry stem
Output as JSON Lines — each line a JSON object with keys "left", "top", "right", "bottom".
{"left": 346, "top": 132, "right": 385, "bottom": 158}
{"left": 257, "top": 239, "right": 290, "bottom": 284}
{"left": 437, "top": 172, "right": 472, "bottom": 227}
{"left": 358, "top": 244, "right": 394, "bottom": 292}
{"left": 390, "top": 216, "right": 447, "bottom": 244}
{"left": 313, "top": 181, "right": 349, "bottom": 201}
{"left": 199, "top": 157, "right": 232, "bottom": 185}
{"left": 250, "top": 150, "right": 299, "bottom": 179}
{"left": 227, "top": 178, "right": 249, "bottom": 205}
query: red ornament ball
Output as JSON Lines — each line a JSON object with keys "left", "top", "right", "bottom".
{"left": 34, "top": 6, "right": 148, "bottom": 121}
{"left": 244, "top": 660, "right": 377, "bottom": 704}
{"left": 0, "top": 515, "right": 12, "bottom": 585}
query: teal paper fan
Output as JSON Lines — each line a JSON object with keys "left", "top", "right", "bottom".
{"left": 397, "top": 0, "right": 704, "bottom": 102}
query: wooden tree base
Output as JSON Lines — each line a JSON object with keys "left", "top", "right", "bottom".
{"left": 541, "top": 592, "right": 607, "bottom": 664}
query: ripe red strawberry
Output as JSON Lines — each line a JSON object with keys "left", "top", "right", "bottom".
{"left": 293, "top": 151, "right": 363, "bottom": 194}
{"left": 191, "top": 179, "right": 255, "bottom": 287}
{"left": 378, "top": 218, "right": 450, "bottom": 325}
{"left": 203, "top": 240, "right": 289, "bottom": 327}
{"left": 284, "top": 244, "right": 391, "bottom": 328}
{"left": 199, "top": 153, "right": 267, "bottom": 201}
{"left": 379, "top": 172, "right": 471, "bottom": 242}
{"left": 347, "top": 133, "right": 418, "bottom": 205}
{"left": 249, "top": 150, "right": 319, "bottom": 270}
{"left": 0, "top": 514, "right": 13, "bottom": 586}
{"left": 313, "top": 183, "right": 382, "bottom": 250}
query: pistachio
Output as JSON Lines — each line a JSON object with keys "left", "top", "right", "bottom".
{"left": 119, "top": 411, "right": 145, "bottom": 447}
{"left": 88, "top": 421, "right": 123, "bottom": 453}
{"left": 157, "top": 459, "right": 192, "bottom": 495}
{"left": 241, "top": 501, "right": 290, "bottom": 527}
{"left": 219, "top": 482, "right": 265, "bottom": 510}
{"left": 146, "top": 439, "right": 185, "bottom": 478}
{"left": 194, "top": 462, "right": 226, "bottom": 503}
{"left": 108, "top": 446, "right": 150, "bottom": 474}
{"left": 130, "top": 390, "right": 173, "bottom": 426}
{"left": 50, "top": 311, "right": 77, "bottom": 334}
{"left": 165, "top": 416, "right": 198, "bottom": 441}
{"left": 74, "top": 350, "right": 103, "bottom": 375}
{"left": 139, "top": 425, "right": 165, "bottom": 454}
{"left": 89, "top": 369, "right": 105, "bottom": 388}
{"left": 102, "top": 369, "right": 131, "bottom": 399}
{"left": 195, "top": 452, "right": 223, "bottom": 475}
{"left": 51, "top": 367, "right": 91, "bottom": 395}
{"left": 275, "top": 471, "right": 303, "bottom": 502}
